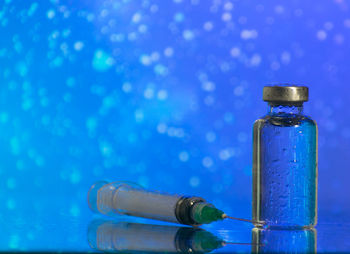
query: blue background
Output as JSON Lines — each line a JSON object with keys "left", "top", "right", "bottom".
{"left": 0, "top": 0, "right": 350, "bottom": 251}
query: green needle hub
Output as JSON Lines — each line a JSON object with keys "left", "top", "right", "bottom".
{"left": 192, "top": 202, "right": 225, "bottom": 224}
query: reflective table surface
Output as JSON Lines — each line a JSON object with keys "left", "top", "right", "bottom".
{"left": 1, "top": 198, "right": 349, "bottom": 253}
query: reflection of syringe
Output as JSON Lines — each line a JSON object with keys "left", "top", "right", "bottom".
{"left": 88, "top": 220, "right": 227, "bottom": 253}
{"left": 88, "top": 181, "right": 261, "bottom": 226}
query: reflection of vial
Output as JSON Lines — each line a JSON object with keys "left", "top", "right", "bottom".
{"left": 252, "top": 227, "right": 317, "bottom": 253}
{"left": 253, "top": 86, "right": 318, "bottom": 228}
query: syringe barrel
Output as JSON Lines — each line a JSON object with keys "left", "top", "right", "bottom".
{"left": 88, "top": 181, "right": 204, "bottom": 224}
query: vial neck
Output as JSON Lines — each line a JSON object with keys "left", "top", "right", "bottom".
{"left": 268, "top": 103, "right": 304, "bottom": 115}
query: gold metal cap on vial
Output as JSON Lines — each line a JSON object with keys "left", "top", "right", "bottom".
{"left": 263, "top": 85, "right": 309, "bottom": 103}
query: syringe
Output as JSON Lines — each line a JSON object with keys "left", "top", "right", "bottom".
{"left": 88, "top": 181, "right": 260, "bottom": 226}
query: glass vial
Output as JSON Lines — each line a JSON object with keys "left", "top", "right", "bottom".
{"left": 253, "top": 85, "right": 318, "bottom": 228}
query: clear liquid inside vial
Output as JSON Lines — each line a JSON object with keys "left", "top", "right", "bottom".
{"left": 253, "top": 105, "right": 318, "bottom": 228}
